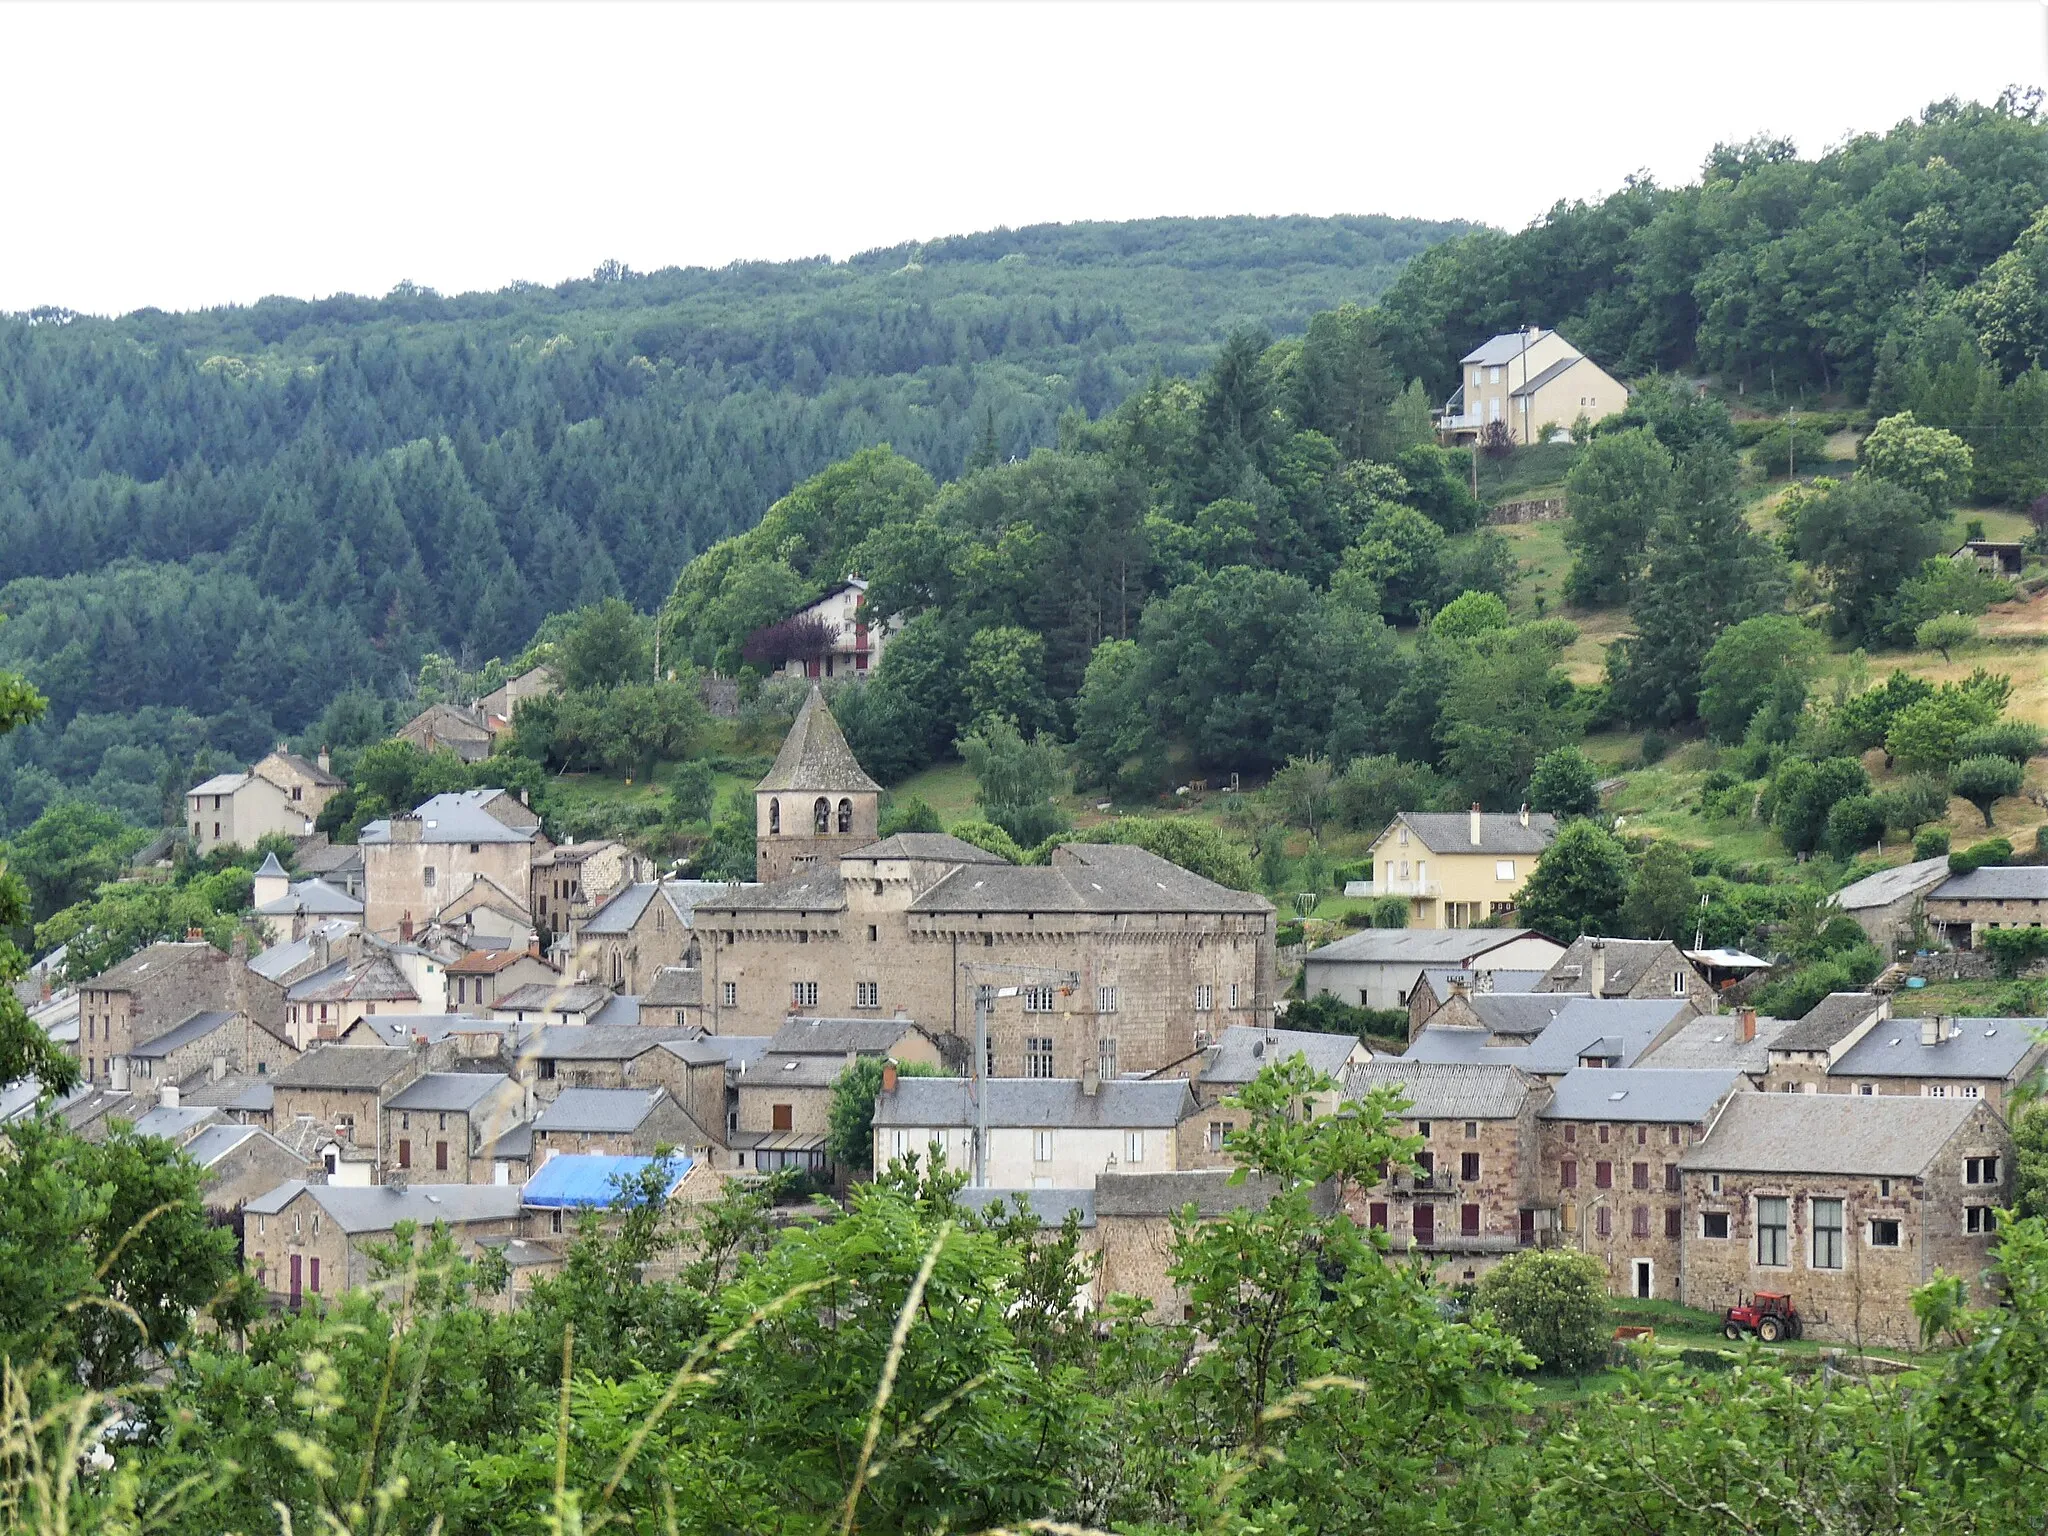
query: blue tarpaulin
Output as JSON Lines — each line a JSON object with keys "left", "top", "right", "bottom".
{"left": 520, "top": 1154, "right": 690, "bottom": 1209}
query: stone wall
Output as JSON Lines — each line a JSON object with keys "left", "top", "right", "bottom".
{"left": 1486, "top": 497, "right": 1567, "bottom": 525}
{"left": 1539, "top": 1117, "right": 1698, "bottom": 1301}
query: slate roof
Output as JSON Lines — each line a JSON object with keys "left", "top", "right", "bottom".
{"left": 190, "top": 772, "right": 254, "bottom": 796}
{"left": 385, "top": 1072, "right": 515, "bottom": 1112}
{"left": 704, "top": 866, "right": 847, "bottom": 914}
{"left": 913, "top": 843, "right": 1272, "bottom": 916}
{"left": 1509, "top": 354, "right": 1581, "bottom": 397}
{"left": 1465, "top": 994, "right": 1572, "bottom": 1036}
{"left": 1636, "top": 1011, "right": 1795, "bottom": 1072}
{"left": 1931, "top": 866, "right": 2048, "bottom": 901}
{"left": 847, "top": 834, "right": 1008, "bottom": 864}
{"left": 255, "top": 852, "right": 289, "bottom": 879}
{"left": 88, "top": 941, "right": 214, "bottom": 992}
{"left": 285, "top": 955, "right": 417, "bottom": 1005}
{"left": 296, "top": 842, "right": 365, "bottom": 877}
{"left": 1830, "top": 1017, "right": 2045, "bottom": 1081}
{"left": 519, "top": 1025, "right": 673, "bottom": 1063}
{"left": 645, "top": 967, "right": 702, "bottom": 1007}
{"left": 359, "top": 790, "right": 536, "bottom": 846}
{"left": 579, "top": 881, "right": 727, "bottom": 935}
{"left": 495, "top": 982, "right": 613, "bottom": 1015}
{"left": 1681, "top": 1093, "right": 1989, "bottom": 1177}
{"left": 532, "top": 1087, "right": 668, "bottom": 1134}
{"left": 183, "top": 1122, "right": 268, "bottom": 1166}
{"left": 1339, "top": 1061, "right": 1539, "bottom": 1118}
{"left": 266, "top": 750, "right": 345, "bottom": 788}
{"left": 1379, "top": 810, "right": 1558, "bottom": 856}
{"left": 1094, "top": 1169, "right": 1339, "bottom": 1218}
{"left": 1535, "top": 936, "right": 1696, "bottom": 996}
{"left": 756, "top": 686, "right": 882, "bottom": 794}
{"left": 245, "top": 1179, "right": 522, "bottom": 1232}
{"left": 1461, "top": 329, "right": 1553, "bottom": 366}
{"left": 271, "top": 1047, "right": 416, "bottom": 1091}
{"left": 256, "top": 878, "right": 364, "bottom": 917}
{"left": 661, "top": 1034, "right": 772, "bottom": 1072}
{"left": 956, "top": 1186, "right": 1097, "bottom": 1229}
{"left": 1417, "top": 967, "right": 1545, "bottom": 1001}
{"left": 1405, "top": 997, "right": 1690, "bottom": 1073}
{"left": 873, "top": 1077, "right": 1196, "bottom": 1130}
{"left": 484, "top": 1120, "right": 534, "bottom": 1160}
{"left": 1772, "top": 992, "right": 1884, "bottom": 1052}
{"left": 1543, "top": 1068, "right": 1744, "bottom": 1123}
{"left": 1831, "top": 856, "right": 1953, "bottom": 912}
{"left": 590, "top": 995, "right": 641, "bottom": 1027}
{"left": 1308, "top": 928, "right": 1546, "bottom": 966}
{"left": 1197, "top": 1025, "right": 1368, "bottom": 1084}
{"left": 131, "top": 1009, "right": 237, "bottom": 1058}
{"left": 769, "top": 1016, "right": 931, "bottom": 1056}
{"left": 126, "top": 1103, "right": 221, "bottom": 1141}
{"left": 347, "top": 1013, "right": 508, "bottom": 1047}
{"left": 247, "top": 920, "right": 357, "bottom": 981}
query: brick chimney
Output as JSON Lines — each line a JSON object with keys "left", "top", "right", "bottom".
{"left": 881, "top": 1060, "right": 899, "bottom": 1095}
{"left": 1739, "top": 1007, "right": 1757, "bottom": 1043}
{"left": 1470, "top": 803, "right": 1483, "bottom": 847}
{"left": 185, "top": 926, "right": 205, "bottom": 942}
{"left": 1588, "top": 939, "right": 1607, "bottom": 997}
{"left": 399, "top": 914, "right": 414, "bottom": 944}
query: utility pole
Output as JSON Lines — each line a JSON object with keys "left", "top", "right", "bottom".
{"left": 1787, "top": 407, "right": 1797, "bottom": 480}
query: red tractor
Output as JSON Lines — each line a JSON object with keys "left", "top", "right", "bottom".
{"left": 1723, "top": 1291, "right": 1801, "bottom": 1343}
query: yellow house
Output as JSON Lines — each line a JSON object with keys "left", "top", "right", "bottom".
{"left": 1437, "top": 327, "right": 1629, "bottom": 447}
{"left": 1368, "top": 808, "right": 1558, "bottom": 929}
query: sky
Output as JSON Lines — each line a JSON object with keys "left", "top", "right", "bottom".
{"left": 2, "top": 0, "right": 2043, "bottom": 317}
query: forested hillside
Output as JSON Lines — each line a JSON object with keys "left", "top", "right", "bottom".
{"left": 0, "top": 214, "right": 1464, "bottom": 830}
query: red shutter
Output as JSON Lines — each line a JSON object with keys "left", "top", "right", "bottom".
{"left": 1368, "top": 1202, "right": 1388, "bottom": 1230}
{"left": 309, "top": 1257, "right": 320, "bottom": 1294}
{"left": 1595, "top": 1161, "right": 1613, "bottom": 1189}
{"left": 1461, "top": 1203, "right": 1481, "bottom": 1236}
{"left": 398, "top": 1139, "right": 411, "bottom": 1169}
{"left": 1560, "top": 1159, "right": 1578, "bottom": 1189}
{"left": 436, "top": 1141, "right": 448, "bottom": 1172}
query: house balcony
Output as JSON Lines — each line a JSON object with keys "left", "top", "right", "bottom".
{"left": 1387, "top": 1169, "right": 1462, "bottom": 1194}
{"left": 1377, "top": 880, "right": 1440, "bottom": 898}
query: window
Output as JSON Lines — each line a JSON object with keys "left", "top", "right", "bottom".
{"left": 1560, "top": 1158, "right": 1578, "bottom": 1189}
{"left": 398, "top": 1139, "right": 411, "bottom": 1169}
{"left": 1632, "top": 1162, "right": 1649, "bottom": 1191}
{"left": 1125, "top": 1130, "right": 1145, "bottom": 1163}
{"left": 1966, "top": 1156, "right": 2001, "bottom": 1185}
{"left": 1464, "top": 1121, "right": 1479, "bottom": 1139}
{"left": 1594, "top": 1161, "right": 1613, "bottom": 1189}
{"left": 1665, "top": 1206, "right": 1683, "bottom": 1239}
{"left": 1671, "top": 971, "right": 1687, "bottom": 997}
{"left": 1098, "top": 1037, "right": 1118, "bottom": 1079}
{"left": 1810, "top": 1198, "right": 1843, "bottom": 1268}
{"left": 1023, "top": 986, "right": 1056, "bottom": 1013}
{"left": 1367, "top": 1202, "right": 1389, "bottom": 1229}
{"left": 1702, "top": 1211, "right": 1730, "bottom": 1239}
{"left": 1025, "top": 1037, "right": 1055, "bottom": 1078}
{"left": 1595, "top": 1206, "right": 1612, "bottom": 1238}
{"left": 1460, "top": 1152, "right": 1481, "bottom": 1182}
{"left": 792, "top": 981, "right": 819, "bottom": 1009}
{"left": 1495, "top": 860, "right": 1516, "bottom": 881}
{"left": 1563, "top": 1124, "right": 1576, "bottom": 1144}
{"left": 1756, "top": 1197, "right": 1789, "bottom": 1266}
{"left": 722, "top": 981, "right": 738, "bottom": 1009}
{"left": 1230, "top": 982, "right": 1242, "bottom": 1009}
{"left": 1926, "top": 1084, "right": 1949, "bottom": 1098}
{"left": 769, "top": 799, "right": 780, "bottom": 834}
{"left": 1097, "top": 985, "right": 1118, "bottom": 1014}
{"left": 1636, "top": 1125, "right": 1648, "bottom": 1146}
{"left": 539, "top": 1058, "right": 557, "bottom": 1080}
{"left": 1034, "top": 1130, "right": 1054, "bottom": 1162}
{"left": 309, "top": 1257, "right": 320, "bottom": 1294}
{"left": 1710, "top": 1174, "right": 1722, "bottom": 1195}
{"left": 1961, "top": 1084, "right": 1981, "bottom": 1099}
{"left": 423, "top": 865, "right": 436, "bottom": 888}
{"left": 1461, "top": 1203, "right": 1481, "bottom": 1236}
{"left": 854, "top": 981, "right": 879, "bottom": 1009}
{"left": 1879, "top": 1177, "right": 1892, "bottom": 1198}
{"left": 771, "top": 1104, "right": 793, "bottom": 1132}
{"left": 1208, "top": 1120, "right": 1235, "bottom": 1153}
{"left": 1632, "top": 1205, "right": 1651, "bottom": 1238}
{"left": 813, "top": 798, "right": 830, "bottom": 833}
{"left": 1194, "top": 984, "right": 1214, "bottom": 1012}
{"left": 1968, "top": 1206, "right": 1998, "bottom": 1234}
{"left": 985, "top": 1036, "right": 996, "bottom": 1078}
{"left": 837, "top": 798, "right": 853, "bottom": 833}
{"left": 1869, "top": 1218, "right": 1901, "bottom": 1247}
{"left": 1415, "top": 1150, "right": 1435, "bottom": 1177}
{"left": 1598, "top": 1124, "right": 1610, "bottom": 1143}
{"left": 1668, "top": 1126, "right": 1682, "bottom": 1146}
{"left": 435, "top": 1140, "right": 449, "bottom": 1173}
{"left": 1664, "top": 1163, "right": 1680, "bottom": 1193}
{"left": 1414, "top": 1203, "right": 1435, "bottom": 1242}
{"left": 1416, "top": 1121, "right": 1432, "bottom": 1138}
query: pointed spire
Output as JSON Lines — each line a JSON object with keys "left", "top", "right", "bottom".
{"left": 755, "top": 686, "right": 881, "bottom": 794}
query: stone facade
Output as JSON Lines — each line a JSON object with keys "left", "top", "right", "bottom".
{"left": 1534, "top": 936, "right": 1718, "bottom": 1013}
{"left": 124, "top": 1009, "right": 298, "bottom": 1093}
{"left": 1086, "top": 1171, "right": 1339, "bottom": 1318}
{"left": 530, "top": 1091, "right": 707, "bottom": 1160}
{"left": 246, "top": 1185, "right": 521, "bottom": 1305}
{"left": 752, "top": 687, "right": 882, "bottom": 884}
{"left": 1541, "top": 1114, "right": 1701, "bottom": 1301}
{"left": 381, "top": 1077, "right": 526, "bottom": 1184}
{"left": 74, "top": 940, "right": 286, "bottom": 1088}
{"left": 364, "top": 824, "right": 536, "bottom": 941}
{"left": 533, "top": 838, "right": 646, "bottom": 939}
{"left": 1678, "top": 1095, "right": 2012, "bottom": 1347}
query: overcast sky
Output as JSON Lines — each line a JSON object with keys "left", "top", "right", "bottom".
{"left": 3, "top": 1, "right": 2042, "bottom": 317}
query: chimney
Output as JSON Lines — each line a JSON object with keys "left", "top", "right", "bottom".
{"left": 1448, "top": 978, "right": 1469, "bottom": 1000}
{"left": 230, "top": 930, "right": 249, "bottom": 961}
{"left": 185, "top": 926, "right": 205, "bottom": 942}
{"left": 1587, "top": 939, "right": 1607, "bottom": 997}
{"left": 158, "top": 1082, "right": 179, "bottom": 1109}
{"left": 1082, "top": 1053, "right": 1100, "bottom": 1096}
{"left": 520, "top": 788, "right": 530, "bottom": 807}
{"left": 393, "top": 816, "right": 423, "bottom": 845}
{"left": 1519, "top": 802, "right": 1531, "bottom": 829}
{"left": 1476, "top": 969, "right": 1495, "bottom": 995}
{"left": 1922, "top": 1015, "right": 1944, "bottom": 1048}
{"left": 399, "top": 914, "right": 414, "bottom": 944}
{"left": 318, "top": 745, "right": 332, "bottom": 775}
{"left": 881, "top": 1060, "right": 899, "bottom": 1095}
{"left": 528, "top": 933, "right": 541, "bottom": 961}
{"left": 1470, "top": 803, "right": 1483, "bottom": 847}
{"left": 1739, "top": 1008, "right": 1757, "bottom": 1044}
{"left": 212, "top": 1053, "right": 227, "bottom": 1082}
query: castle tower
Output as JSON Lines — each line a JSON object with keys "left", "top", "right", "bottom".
{"left": 754, "top": 686, "right": 881, "bottom": 883}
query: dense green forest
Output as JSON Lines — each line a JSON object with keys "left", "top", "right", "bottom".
{"left": 0, "top": 215, "right": 1466, "bottom": 831}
